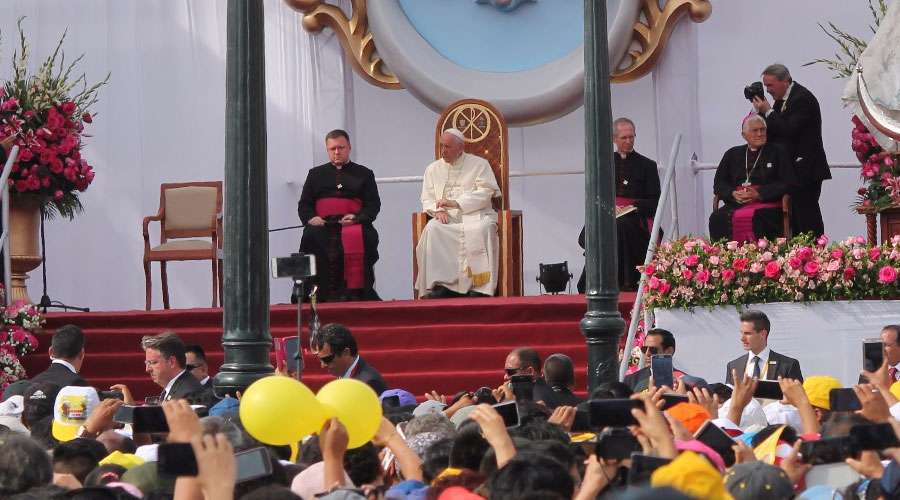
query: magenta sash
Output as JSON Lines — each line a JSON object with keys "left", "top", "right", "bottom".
{"left": 730, "top": 186, "right": 779, "bottom": 242}
{"left": 315, "top": 198, "right": 364, "bottom": 289}
{"left": 616, "top": 196, "right": 654, "bottom": 228}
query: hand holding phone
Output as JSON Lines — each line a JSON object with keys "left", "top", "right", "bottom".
{"left": 589, "top": 399, "right": 642, "bottom": 428}
{"left": 800, "top": 436, "right": 859, "bottom": 465}
{"left": 693, "top": 420, "right": 737, "bottom": 467}
{"left": 829, "top": 388, "right": 862, "bottom": 412}
{"left": 158, "top": 442, "right": 198, "bottom": 477}
{"left": 509, "top": 375, "right": 535, "bottom": 401}
{"left": 491, "top": 401, "right": 520, "bottom": 428}
{"left": 628, "top": 454, "right": 672, "bottom": 485}
{"left": 132, "top": 406, "right": 169, "bottom": 433}
{"left": 595, "top": 427, "right": 641, "bottom": 460}
{"left": 235, "top": 447, "right": 274, "bottom": 483}
{"left": 651, "top": 355, "right": 674, "bottom": 389}
{"left": 753, "top": 380, "right": 783, "bottom": 400}
{"left": 850, "top": 423, "right": 900, "bottom": 450}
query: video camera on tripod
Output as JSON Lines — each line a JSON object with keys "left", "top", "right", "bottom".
{"left": 271, "top": 253, "right": 317, "bottom": 380}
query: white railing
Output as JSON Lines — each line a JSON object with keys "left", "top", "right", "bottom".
{"left": 618, "top": 136, "right": 682, "bottom": 381}
{"left": 0, "top": 146, "right": 20, "bottom": 306}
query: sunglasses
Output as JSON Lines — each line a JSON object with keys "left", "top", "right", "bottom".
{"left": 504, "top": 367, "right": 522, "bottom": 377}
{"left": 318, "top": 353, "right": 336, "bottom": 365}
{"left": 640, "top": 346, "right": 660, "bottom": 355}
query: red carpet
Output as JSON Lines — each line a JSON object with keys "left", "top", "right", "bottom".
{"left": 23, "top": 294, "right": 636, "bottom": 401}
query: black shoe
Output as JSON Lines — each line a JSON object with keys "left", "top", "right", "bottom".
{"left": 423, "top": 285, "right": 460, "bottom": 299}
{"left": 466, "top": 290, "right": 491, "bottom": 298}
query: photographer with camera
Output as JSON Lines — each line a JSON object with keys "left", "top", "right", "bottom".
{"left": 749, "top": 64, "right": 830, "bottom": 237}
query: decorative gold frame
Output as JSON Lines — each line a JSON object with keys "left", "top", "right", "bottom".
{"left": 284, "top": 0, "right": 712, "bottom": 88}
{"left": 611, "top": 0, "right": 712, "bottom": 83}
{"left": 283, "top": 0, "right": 403, "bottom": 89}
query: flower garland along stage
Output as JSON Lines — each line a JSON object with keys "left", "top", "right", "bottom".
{"left": 0, "top": 300, "right": 41, "bottom": 389}
{"left": 641, "top": 234, "right": 900, "bottom": 385}
{"left": 641, "top": 234, "right": 900, "bottom": 309}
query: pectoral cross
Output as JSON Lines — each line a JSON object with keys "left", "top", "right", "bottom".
{"left": 337, "top": 183, "right": 343, "bottom": 190}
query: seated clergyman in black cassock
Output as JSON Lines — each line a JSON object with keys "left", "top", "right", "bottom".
{"left": 297, "top": 129, "right": 381, "bottom": 302}
{"left": 708, "top": 115, "right": 796, "bottom": 243}
{"left": 578, "top": 117, "right": 660, "bottom": 292}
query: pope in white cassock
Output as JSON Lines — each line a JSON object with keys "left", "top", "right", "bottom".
{"left": 415, "top": 128, "right": 501, "bottom": 298}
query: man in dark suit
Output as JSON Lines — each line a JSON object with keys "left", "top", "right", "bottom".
{"left": 542, "top": 353, "right": 583, "bottom": 408}
{"left": 314, "top": 323, "right": 387, "bottom": 395}
{"left": 623, "top": 328, "right": 687, "bottom": 393}
{"left": 141, "top": 332, "right": 204, "bottom": 402}
{"left": 753, "top": 64, "right": 830, "bottom": 236}
{"left": 725, "top": 310, "right": 802, "bottom": 384}
{"left": 494, "top": 346, "right": 558, "bottom": 405}
{"left": 29, "top": 324, "right": 89, "bottom": 388}
{"left": 185, "top": 345, "right": 214, "bottom": 391}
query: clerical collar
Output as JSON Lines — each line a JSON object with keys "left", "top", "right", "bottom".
{"left": 331, "top": 161, "right": 349, "bottom": 170}
{"left": 617, "top": 151, "right": 630, "bottom": 160}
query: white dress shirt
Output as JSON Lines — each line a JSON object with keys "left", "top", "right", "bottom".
{"left": 51, "top": 359, "right": 78, "bottom": 374}
{"left": 745, "top": 347, "right": 771, "bottom": 378}
{"left": 162, "top": 370, "right": 188, "bottom": 400}
{"left": 341, "top": 356, "right": 360, "bottom": 379}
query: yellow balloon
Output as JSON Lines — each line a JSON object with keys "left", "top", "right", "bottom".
{"left": 315, "top": 379, "right": 382, "bottom": 449}
{"left": 239, "top": 376, "right": 326, "bottom": 445}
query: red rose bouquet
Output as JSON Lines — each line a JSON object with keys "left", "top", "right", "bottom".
{"left": 852, "top": 116, "right": 900, "bottom": 211}
{"left": 0, "top": 19, "right": 108, "bottom": 218}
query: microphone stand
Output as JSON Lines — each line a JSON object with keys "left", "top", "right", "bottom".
{"left": 38, "top": 205, "right": 89, "bottom": 313}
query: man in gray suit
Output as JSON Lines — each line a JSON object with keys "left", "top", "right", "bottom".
{"left": 725, "top": 310, "right": 802, "bottom": 384}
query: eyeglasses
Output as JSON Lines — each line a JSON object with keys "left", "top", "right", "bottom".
{"left": 640, "top": 346, "right": 660, "bottom": 355}
{"left": 318, "top": 353, "right": 336, "bottom": 365}
{"left": 185, "top": 363, "right": 197, "bottom": 371}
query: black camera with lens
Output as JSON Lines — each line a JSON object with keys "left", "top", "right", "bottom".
{"left": 743, "top": 81, "right": 764, "bottom": 101}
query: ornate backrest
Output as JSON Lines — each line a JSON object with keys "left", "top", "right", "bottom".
{"left": 435, "top": 99, "right": 509, "bottom": 211}
{"left": 160, "top": 181, "right": 223, "bottom": 241}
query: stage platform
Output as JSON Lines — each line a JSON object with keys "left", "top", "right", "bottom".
{"left": 24, "top": 293, "right": 636, "bottom": 401}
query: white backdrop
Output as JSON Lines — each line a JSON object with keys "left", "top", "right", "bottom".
{"left": 0, "top": 1, "right": 882, "bottom": 310}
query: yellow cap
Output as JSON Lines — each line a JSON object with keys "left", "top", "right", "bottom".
{"left": 99, "top": 450, "right": 146, "bottom": 470}
{"left": 890, "top": 381, "right": 900, "bottom": 402}
{"left": 651, "top": 451, "right": 733, "bottom": 500}
{"left": 802, "top": 376, "right": 842, "bottom": 410}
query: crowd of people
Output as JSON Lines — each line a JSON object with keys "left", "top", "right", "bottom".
{"left": 2, "top": 312, "right": 900, "bottom": 499}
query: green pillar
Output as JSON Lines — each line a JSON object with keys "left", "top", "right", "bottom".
{"left": 213, "top": 0, "right": 273, "bottom": 397}
{"left": 581, "top": 0, "right": 626, "bottom": 393}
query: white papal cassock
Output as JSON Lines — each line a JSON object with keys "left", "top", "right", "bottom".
{"left": 415, "top": 152, "right": 501, "bottom": 296}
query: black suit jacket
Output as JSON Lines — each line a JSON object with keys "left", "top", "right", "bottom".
{"left": 353, "top": 357, "right": 388, "bottom": 396}
{"left": 29, "top": 362, "right": 89, "bottom": 388}
{"left": 761, "top": 82, "right": 830, "bottom": 184}
{"left": 724, "top": 350, "right": 803, "bottom": 384}
{"left": 163, "top": 370, "right": 205, "bottom": 401}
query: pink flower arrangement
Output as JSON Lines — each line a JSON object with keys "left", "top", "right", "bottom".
{"left": 0, "top": 19, "right": 107, "bottom": 219}
{"left": 0, "top": 300, "right": 43, "bottom": 389}
{"left": 641, "top": 234, "right": 900, "bottom": 309}
{"left": 852, "top": 116, "right": 900, "bottom": 211}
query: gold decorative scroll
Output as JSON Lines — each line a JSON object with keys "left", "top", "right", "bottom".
{"left": 283, "top": 0, "right": 403, "bottom": 89}
{"left": 611, "top": 0, "right": 712, "bottom": 83}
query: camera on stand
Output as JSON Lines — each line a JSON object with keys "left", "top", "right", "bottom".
{"left": 271, "top": 253, "right": 317, "bottom": 380}
{"left": 744, "top": 81, "right": 764, "bottom": 101}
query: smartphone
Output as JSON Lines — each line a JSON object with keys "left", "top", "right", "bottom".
{"left": 274, "top": 337, "right": 302, "bottom": 374}
{"left": 863, "top": 339, "right": 884, "bottom": 373}
{"left": 659, "top": 394, "right": 689, "bottom": 411}
{"left": 596, "top": 427, "right": 641, "bottom": 460}
{"left": 157, "top": 442, "right": 198, "bottom": 477}
{"left": 381, "top": 395, "right": 401, "bottom": 409}
{"left": 627, "top": 454, "right": 672, "bottom": 485}
{"left": 113, "top": 405, "right": 136, "bottom": 424}
{"left": 650, "top": 355, "right": 674, "bottom": 389}
{"left": 800, "top": 436, "right": 859, "bottom": 465}
{"left": 509, "top": 375, "right": 535, "bottom": 401}
{"left": 570, "top": 410, "right": 591, "bottom": 433}
{"left": 829, "top": 388, "right": 862, "bottom": 412}
{"left": 235, "top": 447, "right": 274, "bottom": 483}
{"left": 493, "top": 401, "right": 520, "bottom": 428}
{"left": 850, "top": 423, "right": 900, "bottom": 450}
{"left": 98, "top": 390, "right": 124, "bottom": 401}
{"left": 132, "top": 406, "right": 170, "bottom": 434}
{"left": 694, "top": 420, "right": 737, "bottom": 467}
{"left": 588, "top": 399, "right": 642, "bottom": 428}
{"left": 707, "top": 383, "right": 733, "bottom": 402}
{"left": 753, "top": 380, "right": 783, "bottom": 400}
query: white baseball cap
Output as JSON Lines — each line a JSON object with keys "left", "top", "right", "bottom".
{"left": 52, "top": 385, "right": 100, "bottom": 441}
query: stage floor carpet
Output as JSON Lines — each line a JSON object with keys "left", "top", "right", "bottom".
{"left": 24, "top": 293, "right": 636, "bottom": 401}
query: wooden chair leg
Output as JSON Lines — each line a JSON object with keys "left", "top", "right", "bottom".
{"left": 218, "top": 258, "right": 224, "bottom": 307}
{"left": 144, "top": 261, "right": 152, "bottom": 311}
{"left": 161, "top": 261, "right": 170, "bottom": 310}
{"left": 210, "top": 258, "right": 217, "bottom": 308}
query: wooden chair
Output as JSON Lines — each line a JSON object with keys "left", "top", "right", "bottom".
{"left": 143, "top": 182, "right": 223, "bottom": 310}
{"left": 712, "top": 193, "right": 792, "bottom": 240}
{"left": 412, "top": 99, "right": 523, "bottom": 297}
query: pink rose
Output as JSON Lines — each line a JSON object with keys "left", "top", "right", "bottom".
{"left": 682, "top": 269, "right": 694, "bottom": 280}
{"left": 804, "top": 261, "right": 820, "bottom": 276}
{"left": 732, "top": 258, "right": 748, "bottom": 272}
{"left": 816, "top": 235, "right": 829, "bottom": 247}
{"left": 764, "top": 261, "right": 780, "bottom": 278}
{"left": 695, "top": 270, "right": 710, "bottom": 284}
{"left": 82, "top": 112, "right": 93, "bottom": 124}
{"left": 644, "top": 264, "right": 656, "bottom": 276}
{"left": 797, "top": 247, "right": 813, "bottom": 261}
{"left": 843, "top": 267, "right": 856, "bottom": 280}
{"left": 658, "top": 280, "right": 671, "bottom": 295}
{"left": 709, "top": 255, "right": 720, "bottom": 265}
{"left": 826, "top": 260, "right": 841, "bottom": 272}
{"left": 10, "top": 328, "right": 24, "bottom": 343}
{"left": 757, "top": 239, "right": 768, "bottom": 249}
{"left": 648, "top": 276, "right": 660, "bottom": 290}
{"left": 879, "top": 265, "right": 898, "bottom": 284}
{"left": 830, "top": 249, "right": 844, "bottom": 259}
{"left": 53, "top": 190, "right": 64, "bottom": 200}
{"left": 684, "top": 255, "right": 700, "bottom": 267}
{"left": 788, "top": 257, "right": 803, "bottom": 270}
{"left": 726, "top": 241, "right": 739, "bottom": 250}
{"left": 870, "top": 248, "right": 882, "bottom": 260}
{"left": 59, "top": 101, "right": 76, "bottom": 116}
{"left": 721, "top": 269, "right": 735, "bottom": 281}
{"left": 887, "top": 156, "right": 896, "bottom": 167}
{"left": 855, "top": 236, "right": 867, "bottom": 245}
{"left": 749, "top": 262, "right": 763, "bottom": 273}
